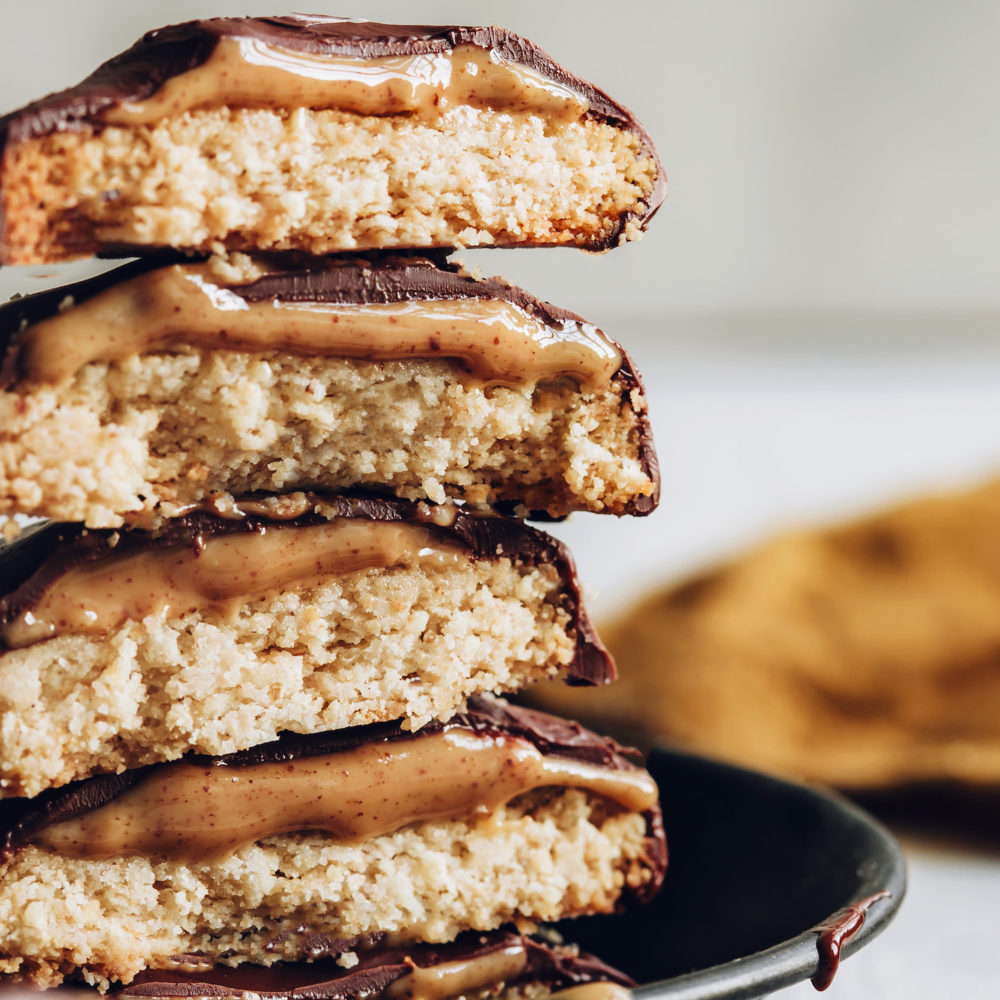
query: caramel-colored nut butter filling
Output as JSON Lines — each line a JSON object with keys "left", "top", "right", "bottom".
{"left": 30, "top": 727, "right": 659, "bottom": 861}
{"left": 549, "top": 985, "right": 633, "bottom": 1000}
{"left": 102, "top": 37, "right": 590, "bottom": 125}
{"left": 19, "top": 262, "right": 621, "bottom": 390}
{"left": 384, "top": 945, "right": 528, "bottom": 1000}
{"left": 0, "top": 519, "right": 464, "bottom": 649}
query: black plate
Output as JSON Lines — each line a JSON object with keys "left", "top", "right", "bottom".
{"left": 559, "top": 748, "right": 906, "bottom": 999}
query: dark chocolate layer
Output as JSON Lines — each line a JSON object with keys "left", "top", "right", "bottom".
{"left": 0, "top": 493, "right": 612, "bottom": 681}
{"left": 0, "top": 696, "right": 667, "bottom": 903}
{"left": 0, "top": 254, "right": 660, "bottom": 516}
{"left": 118, "top": 930, "right": 634, "bottom": 998}
{"left": 0, "top": 17, "right": 664, "bottom": 249}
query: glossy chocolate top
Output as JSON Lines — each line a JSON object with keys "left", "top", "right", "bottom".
{"left": 0, "top": 255, "right": 660, "bottom": 515}
{"left": 118, "top": 930, "right": 634, "bottom": 998}
{"left": 0, "top": 696, "right": 667, "bottom": 902}
{"left": 0, "top": 493, "right": 612, "bottom": 679}
{"left": 0, "top": 17, "right": 664, "bottom": 241}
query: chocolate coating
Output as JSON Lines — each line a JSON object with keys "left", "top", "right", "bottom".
{"left": 118, "top": 930, "right": 634, "bottom": 998}
{"left": 811, "top": 892, "right": 892, "bottom": 991}
{"left": 0, "top": 493, "right": 613, "bottom": 680}
{"left": 0, "top": 697, "right": 667, "bottom": 903}
{"left": 198, "top": 696, "right": 643, "bottom": 772}
{"left": 0, "top": 17, "right": 664, "bottom": 250}
{"left": 0, "top": 254, "right": 660, "bottom": 516}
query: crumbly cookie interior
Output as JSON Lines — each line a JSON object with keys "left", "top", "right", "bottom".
{"left": 2, "top": 107, "right": 658, "bottom": 262}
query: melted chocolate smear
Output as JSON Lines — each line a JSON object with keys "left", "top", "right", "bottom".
{"left": 118, "top": 930, "right": 634, "bottom": 998}
{"left": 810, "top": 891, "right": 891, "bottom": 991}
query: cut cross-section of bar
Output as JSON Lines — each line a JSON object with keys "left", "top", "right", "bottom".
{"left": 0, "top": 698, "right": 666, "bottom": 989}
{"left": 0, "top": 494, "right": 613, "bottom": 798}
{"left": 0, "top": 254, "right": 659, "bottom": 526}
{"left": 0, "top": 17, "right": 664, "bottom": 263}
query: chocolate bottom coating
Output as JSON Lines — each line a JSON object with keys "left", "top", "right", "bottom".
{"left": 119, "top": 931, "right": 634, "bottom": 999}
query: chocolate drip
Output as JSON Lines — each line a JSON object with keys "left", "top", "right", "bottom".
{"left": 0, "top": 17, "right": 664, "bottom": 248}
{"left": 118, "top": 930, "right": 634, "bottom": 998}
{"left": 0, "top": 494, "right": 613, "bottom": 681}
{"left": 810, "top": 891, "right": 891, "bottom": 991}
{"left": 0, "top": 255, "right": 660, "bottom": 515}
{"left": 0, "top": 697, "right": 667, "bottom": 903}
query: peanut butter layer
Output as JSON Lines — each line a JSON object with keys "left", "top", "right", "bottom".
{"left": 0, "top": 494, "right": 614, "bottom": 683}
{"left": 383, "top": 944, "right": 527, "bottom": 1000}
{"left": 103, "top": 38, "right": 588, "bottom": 126}
{"left": 17, "top": 260, "right": 621, "bottom": 390}
{"left": 0, "top": 17, "right": 658, "bottom": 158}
{"left": 118, "top": 930, "right": 635, "bottom": 1000}
{"left": 0, "top": 697, "right": 667, "bottom": 905}
{"left": 0, "top": 518, "right": 463, "bottom": 649}
{"left": 29, "top": 725, "right": 659, "bottom": 861}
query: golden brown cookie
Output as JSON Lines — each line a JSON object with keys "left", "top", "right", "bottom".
{"left": 0, "top": 699, "right": 664, "bottom": 989}
{"left": 0, "top": 495, "right": 614, "bottom": 799}
{"left": 0, "top": 17, "right": 663, "bottom": 264}
{"left": 0, "top": 254, "right": 657, "bottom": 526}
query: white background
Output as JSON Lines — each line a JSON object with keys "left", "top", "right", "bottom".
{"left": 1, "top": 3, "right": 999, "bottom": 997}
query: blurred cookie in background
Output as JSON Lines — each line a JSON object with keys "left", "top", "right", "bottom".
{"left": 530, "top": 478, "right": 1000, "bottom": 792}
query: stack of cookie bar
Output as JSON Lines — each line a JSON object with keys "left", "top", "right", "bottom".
{"left": 0, "top": 16, "right": 666, "bottom": 999}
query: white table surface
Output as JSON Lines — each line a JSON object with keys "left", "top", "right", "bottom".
{"left": 541, "top": 314, "right": 1000, "bottom": 999}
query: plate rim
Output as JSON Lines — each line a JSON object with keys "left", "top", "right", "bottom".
{"left": 633, "top": 747, "right": 907, "bottom": 1000}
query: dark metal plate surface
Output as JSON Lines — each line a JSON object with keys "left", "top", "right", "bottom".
{"left": 559, "top": 747, "right": 905, "bottom": 999}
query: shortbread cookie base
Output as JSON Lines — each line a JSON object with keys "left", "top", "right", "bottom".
{"left": 0, "top": 559, "right": 575, "bottom": 798}
{"left": 1, "top": 106, "right": 657, "bottom": 262}
{"left": 0, "top": 352, "right": 655, "bottom": 527}
{"left": 0, "top": 791, "right": 654, "bottom": 989}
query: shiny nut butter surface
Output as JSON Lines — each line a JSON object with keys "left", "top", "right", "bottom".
{"left": 102, "top": 37, "right": 589, "bottom": 124}
{"left": 32, "top": 727, "right": 659, "bottom": 861}
{"left": 549, "top": 985, "right": 633, "bottom": 1000}
{"left": 384, "top": 945, "right": 528, "bottom": 1000}
{"left": 20, "top": 262, "right": 620, "bottom": 390}
{"left": 2, "top": 519, "right": 463, "bottom": 649}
